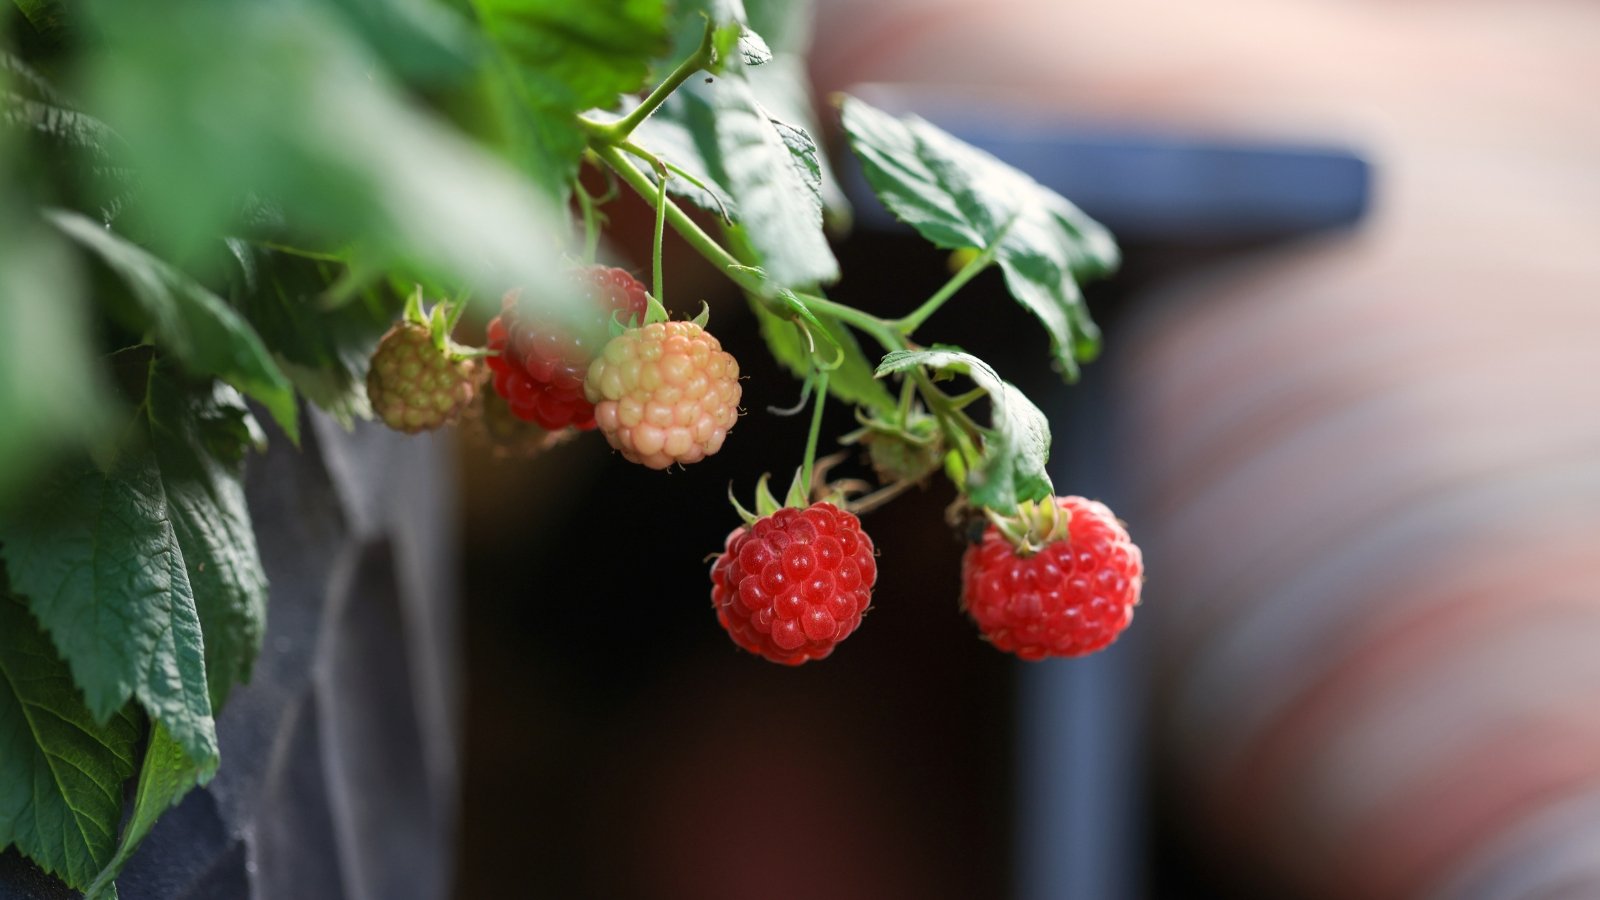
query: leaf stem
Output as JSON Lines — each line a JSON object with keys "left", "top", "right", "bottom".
{"left": 800, "top": 369, "right": 829, "bottom": 501}
{"left": 651, "top": 173, "right": 671, "bottom": 311}
{"left": 600, "top": 145, "right": 757, "bottom": 286}
{"left": 893, "top": 242, "right": 998, "bottom": 335}
{"left": 586, "top": 20, "right": 714, "bottom": 145}
{"left": 912, "top": 368, "right": 983, "bottom": 467}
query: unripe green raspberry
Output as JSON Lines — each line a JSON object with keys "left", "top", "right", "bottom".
{"left": 367, "top": 321, "right": 480, "bottom": 433}
{"left": 584, "top": 320, "right": 741, "bottom": 469}
{"left": 860, "top": 416, "right": 944, "bottom": 484}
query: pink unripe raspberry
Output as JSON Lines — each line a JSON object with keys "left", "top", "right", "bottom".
{"left": 583, "top": 320, "right": 741, "bottom": 469}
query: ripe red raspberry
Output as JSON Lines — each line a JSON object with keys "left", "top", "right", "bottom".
{"left": 485, "top": 266, "right": 649, "bottom": 430}
{"left": 584, "top": 320, "right": 740, "bottom": 469}
{"left": 961, "top": 496, "right": 1143, "bottom": 660}
{"left": 710, "top": 502, "right": 878, "bottom": 665}
{"left": 366, "top": 321, "right": 481, "bottom": 433}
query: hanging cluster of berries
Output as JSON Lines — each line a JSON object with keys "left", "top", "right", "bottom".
{"left": 365, "top": 263, "right": 1141, "bottom": 666}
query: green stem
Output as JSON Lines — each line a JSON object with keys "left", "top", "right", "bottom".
{"left": 893, "top": 242, "right": 999, "bottom": 335}
{"left": 800, "top": 369, "right": 829, "bottom": 501}
{"left": 443, "top": 297, "right": 470, "bottom": 336}
{"left": 913, "top": 368, "right": 982, "bottom": 467}
{"left": 797, "top": 293, "right": 903, "bottom": 352}
{"left": 897, "top": 374, "right": 917, "bottom": 422}
{"left": 600, "top": 145, "right": 755, "bottom": 285}
{"left": 652, "top": 168, "right": 668, "bottom": 306}
{"left": 599, "top": 144, "right": 910, "bottom": 354}
{"left": 585, "top": 20, "right": 714, "bottom": 144}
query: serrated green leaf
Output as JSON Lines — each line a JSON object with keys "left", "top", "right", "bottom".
{"left": 626, "top": 91, "right": 738, "bottom": 217}
{"left": 737, "top": 28, "right": 772, "bottom": 66}
{"left": 751, "top": 300, "right": 894, "bottom": 414}
{"left": 708, "top": 75, "right": 837, "bottom": 290}
{"left": 149, "top": 375, "right": 267, "bottom": 714}
{"left": 840, "top": 97, "right": 1119, "bottom": 379}
{"left": 48, "top": 210, "right": 300, "bottom": 442}
{"left": 625, "top": 77, "right": 835, "bottom": 292}
{"left": 0, "top": 591, "right": 141, "bottom": 890}
{"left": 742, "top": 52, "right": 850, "bottom": 226}
{"left": 0, "top": 452, "right": 219, "bottom": 767}
{"left": 83, "top": 723, "right": 206, "bottom": 900}
{"left": 769, "top": 115, "right": 823, "bottom": 212}
{"left": 876, "top": 348, "right": 1052, "bottom": 512}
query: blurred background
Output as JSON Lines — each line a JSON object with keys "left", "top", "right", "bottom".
{"left": 2, "top": 0, "right": 1596, "bottom": 897}
{"left": 456, "top": 0, "right": 1600, "bottom": 898}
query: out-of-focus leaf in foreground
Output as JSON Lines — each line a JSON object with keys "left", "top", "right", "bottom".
{"left": 81, "top": 0, "right": 581, "bottom": 325}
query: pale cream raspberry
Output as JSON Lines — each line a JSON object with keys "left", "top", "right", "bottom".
{"left": 583, "top": 320, "right": 741, "bottom": 469}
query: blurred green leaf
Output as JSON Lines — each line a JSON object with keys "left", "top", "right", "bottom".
{"left": 473, "top": 0, "right": 671, "bottom": 199}
{"left": 0, "top": 590, "right": 141, "bottom": 892}
{"left": 80, "top": 0, "right": 580, "bottom": 320}
{"left": 323, "top": 0, "right": 480, "bottom": 82}
{"left": 49, "top": 210, "right": 301, "bottom": 441}
{"left": 840, "top": 97, "right": 1119, "bottom": 379}
{"left": 743, "top": 0, "right": 810, "bottom": 54}
{"left": 0, "top": 449, "right": 219, "bottom": 768}
{"left": 10, "top": 0, "right": 69, "bottom": 43}
{"left": 876, "top": 348, "right": 1053, "bottom": 512}
{"left": 0, "top": 221, "right": 110, "bottom": 509}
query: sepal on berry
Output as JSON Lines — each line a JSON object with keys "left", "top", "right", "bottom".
{"left": 984, "top": 496, "right": 1072, "bottom": 556}
{"left": 366, "top": 291, "right": 485, "bottom": 434}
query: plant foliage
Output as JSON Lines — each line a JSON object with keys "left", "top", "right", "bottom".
{"left": 0, "top": 0, "right": 1117, "bottom": 891}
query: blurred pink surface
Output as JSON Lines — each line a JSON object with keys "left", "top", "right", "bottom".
{"left": 815, "top": 0, "right": 1600, "bottom": 896}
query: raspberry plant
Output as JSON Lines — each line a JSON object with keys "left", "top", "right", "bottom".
{"left": 0, "top": 0, "right": 1140, "bottom": 894}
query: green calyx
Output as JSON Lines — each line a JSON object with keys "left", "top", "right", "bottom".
{"left": 402, "top": 285, "right": 481, "bottom": 361}
{"left": 727, "top": 472, "right": 786, "bottom": 526}
{"left": 727, "top": 462, "right": 861, "bottom": 527}
{"left": 985, "top": 496, "right": 1071, "bottom": 557}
